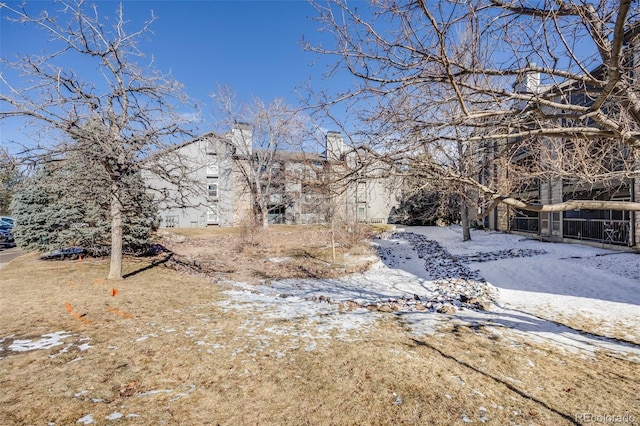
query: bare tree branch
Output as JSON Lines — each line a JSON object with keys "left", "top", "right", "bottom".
{"left": 0, "top": 1, "right": 198, "bottom": 279}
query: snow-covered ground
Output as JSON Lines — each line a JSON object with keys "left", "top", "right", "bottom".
{"left": 398, "top": 226, "right": 640, "bottom": 358}
{"left": 220, "top": 226, "right": 640, "bottom": 361}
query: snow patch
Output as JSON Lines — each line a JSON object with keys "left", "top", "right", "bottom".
{"left": 76, "top": 414, "right": 95, "bottom": 425}
{"left": 8, "top": 331, "right": 73, "bottom": 352}
{"left": 105, "top": 412, "right": 123, "bottom": 421}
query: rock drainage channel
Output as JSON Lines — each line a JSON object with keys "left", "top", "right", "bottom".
{"left": 307, "top": 232, "right": 501, "bottom": 315}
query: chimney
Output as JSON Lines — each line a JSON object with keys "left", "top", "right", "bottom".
{"left": 231, "top": 122, "right": 252, "bottom": 155}
{"left": 513, "top": 62, "right": 540, "bottom": 94}
{"left": 513, "top": 63, "right": 541, "bottom": 111}
{"left": 325, "top": 131, "right": 345, "bottom": 161}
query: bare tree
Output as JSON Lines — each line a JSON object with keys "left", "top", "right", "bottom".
{"left": 211, "top": 88, "right": 312, "bottom": 229}
{"left": 0, "top": 147, "right": 20, "bottom": 216}
{"left": 305, "top": 0, "right": 640, "bottom": 217}
{"left": 0, "top": 1, "right": 197, "bottom": 279}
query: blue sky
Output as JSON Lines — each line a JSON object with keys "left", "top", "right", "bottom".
{"left": 1, "top": 0, "right": 351, "bottom": 148}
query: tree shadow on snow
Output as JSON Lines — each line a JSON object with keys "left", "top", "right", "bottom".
{"left": 446, "top": 308, "right": 640, "bottom": 358}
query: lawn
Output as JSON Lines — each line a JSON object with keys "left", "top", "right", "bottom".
{"left": 0, "top": 226, "right": 638, "bottom": 425}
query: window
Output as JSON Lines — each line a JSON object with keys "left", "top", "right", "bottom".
{"left": 305, "top": 167, "right": 316, "bottom": 180}
{"left": 207, "top": 154, "right": 218, "bottom": 176}
{"left": 356, "top": 181, "right": 366, "bottom": 202}
{"left": 552, "top": 212, "right": 561, "bottom": 231}
{"left": 208, "top": 182, "right": 218, "bottom": 198}
{"left": 207, "top": 205, "right": 219, "bottom": 224}
{"left": 269, "top": 193, "right": 282, "bottom": 204}
{"left": 357, "top": 205, "right": 366, "bottom": 222}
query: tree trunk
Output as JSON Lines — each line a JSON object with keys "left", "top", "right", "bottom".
{"left": 262, "top": 208, "right": 269, "bottom": 229}
{"left": 456, "top": 140, "right": 471, "bottom": 242}
{"left": 108, "top": 182, "right": 124, "bottom": 280}
{"left": 331, "top": 218, "right": 337, "bottom": 263}
{"left": 461, "top": 200, "right": 471, "bottom": 242}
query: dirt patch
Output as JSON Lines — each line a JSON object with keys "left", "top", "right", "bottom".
{"left": 159, "top": 224, "right": 379, "bottom": 283}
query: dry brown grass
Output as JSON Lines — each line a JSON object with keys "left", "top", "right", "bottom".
{"left": 158, "top": 225, "right": 379, "bottom": 283}
{"left": 0, "top": 230, "right": 639, "bottom": 425}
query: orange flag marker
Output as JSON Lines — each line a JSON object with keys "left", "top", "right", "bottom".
{"left": 65, "top": 302, "right": 90, "bottom": 325}
{"left": 107, "top": 306, "right": 133, "bottom": 319}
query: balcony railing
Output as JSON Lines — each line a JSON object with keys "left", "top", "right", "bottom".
{"left": 563, "top": 218, "right": 630, "bottom": 246}
{"left": 511, "top": 216, "right": 539, "bottom": 233}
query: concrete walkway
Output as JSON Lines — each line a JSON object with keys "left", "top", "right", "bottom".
{"left": 0, "top": 247, "right": 23, "bottom": 270}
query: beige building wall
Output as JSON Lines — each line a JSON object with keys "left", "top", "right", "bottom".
{"left": 145, "top": 131, "right": 250, "bottom": 228}
{"left": 230, "top": 159, "right": 253, "bottom": 226}
{"left": 144, "top": 137, "right": 210, "bottom": 228}
{"left": 150, "top": 129, "right": 401, "bottom": 228}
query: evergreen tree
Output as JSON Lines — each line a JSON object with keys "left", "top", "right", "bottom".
{"left": 11, "top": 153, "right": 158, "bottom": 255}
